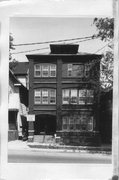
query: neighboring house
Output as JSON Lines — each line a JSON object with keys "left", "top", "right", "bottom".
{"left": 26, "top": 44, "right": 102, "bottom": 146}
{"left": 8, "top": 69, "right": 28, "bottom": 141}
{"left": 9, "top": 61, "right": 29, "bottom": 88}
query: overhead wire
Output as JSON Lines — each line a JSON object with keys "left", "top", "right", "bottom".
{"left": 13, "top": 36, "right": 94, "bottom": 47}
{"left": 11, "top": 37, "right": 95, "bottom": 55}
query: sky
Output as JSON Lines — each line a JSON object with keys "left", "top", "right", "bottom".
{"left": 10, "top": 17, "right": 108, "bottom": 62}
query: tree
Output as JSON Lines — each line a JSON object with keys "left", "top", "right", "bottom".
{"left": 93, "top": 18, "right": 114, "bottom": 91}
{"left": 9, "top": 33, "right": 15, "bottom": 61}
{"left": 93, "top": 18, "right": 114, "bottom": 41}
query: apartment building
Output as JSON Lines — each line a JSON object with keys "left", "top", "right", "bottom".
{"left": 26, "top": 44, "right": 102, "bottom": 146}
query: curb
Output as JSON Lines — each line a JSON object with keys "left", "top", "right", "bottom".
{"left": 27, "top": 143, "right": 112, "bottom": 154}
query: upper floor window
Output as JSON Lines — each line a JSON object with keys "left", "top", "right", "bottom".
{"left": 65, "top": 63, "right": 91, "bottom": 78}
{"left": 34, "top": 64, "right": 56, "bottom": 77}
{"left": 62, "top": 89, "right": 94, "bottom": 105}
{"left": 34, "top": 89, "right": 56, "bottom": 104}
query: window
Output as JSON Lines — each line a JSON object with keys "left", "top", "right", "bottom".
{"left": 62, "top": 116, "right": 68, "bottom": 130}
{"left": 79, "top": 89, "right": 87, "bottom": 104}
{"left": 79, "top": 89, "right": 94, "bottom": 105}
{"left": 34, "top": 64, "right": 56, "bottom": 77}
{"left": 62, "top": 114, "right": 93, "bottom": 131}
{"left": 42, "top": 89, "right": 48, "bottom": 104}
{"left": 34, "top": 64, "right": 41, "bottom": 77}
{"left": 34, "top": 89, "right": 56, "bottom": 104}
{"left": 42, "top": 65, "right": 49, "bottom": 77}
{"left": 49, "top": 89, "right": 56, "bottom": 104}
{"left": 67, "top": 64, "right": 84, "bottom": 77}
{"left": 85, "top": 63, "right": 91, "bottom": 77}
{"left": 70, "top": 89, "right": 77, "bottom": 104}
{"left": 34, "top": 89, "right": 41, "bottom": 104}
{"left": 87, "top": 90, "right": 94, "bottom": 104}
{"left": 67, "top": 64, "right": 72, "bottom": 76}
{"left": 62, "top": 89, "right": 70, "bottom": 104}
{"left": 50, "top": 65, "right": 56, "bottom": 77}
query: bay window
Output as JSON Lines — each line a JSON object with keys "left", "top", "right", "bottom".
{"left": 62, "top": 114, "right": 93, "bottom": 131}
{"left": 62, "top": 89, "right": 94, "bottom": 105}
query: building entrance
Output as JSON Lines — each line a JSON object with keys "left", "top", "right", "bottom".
{"left": 34, "top": 114, "right": 56, "bottom": 135}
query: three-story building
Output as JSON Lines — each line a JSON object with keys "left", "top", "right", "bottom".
{"left": 26, "top": 44, "right": 102, "bottom": 146}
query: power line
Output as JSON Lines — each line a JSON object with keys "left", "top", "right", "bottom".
{"left": 13, "top": 36, "right": 94, "bottom": 47}
{"left": 94, "top": 40, "right": 113, "bottom": 54}
{"left": 11, "top": 37, "right": 95, "bottom": 55}
{"left": 11, "top": 47, "right": 49, "bottom": 55}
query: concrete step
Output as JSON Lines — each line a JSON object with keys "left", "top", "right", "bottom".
{"left": 33, "top": 135, "right": 55, "bottom": 143}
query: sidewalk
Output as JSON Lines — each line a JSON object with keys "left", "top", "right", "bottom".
{"left": 8, "top": 140, "right": 112, "bottom": 154}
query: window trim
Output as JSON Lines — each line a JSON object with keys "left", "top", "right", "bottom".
{"left": 34, "top": 89, "right": 56, "bottom": 105}
{"left": 34, "top": 64, "right": 56, "bottom": 78}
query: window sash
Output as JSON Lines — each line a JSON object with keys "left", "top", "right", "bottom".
{"left": 34, "top": 65, "right": 41, "bottom": 77}
{"left": 62, "top": 115, "right": 93, "bottom": 131}
{"left": 70, "top": 89, "right": 77, "bottom": 104}
{"left": 50, "top": 65, "right": 56, "bottom": 77}
{"left": 34, "top": 89, "right": 56, "bottom": 104}
{"left": 42, "top": 65, "right": 49, "bottom": 77}
{"left": 62, "top": 89, "right": 70, "bottom": 104}
{"left": 49, "top": 89, "right": 56, "bottom": 104}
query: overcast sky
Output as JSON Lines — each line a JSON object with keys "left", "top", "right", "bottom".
{"left": 10, "top": 17, "right": 107, "bottom": 62}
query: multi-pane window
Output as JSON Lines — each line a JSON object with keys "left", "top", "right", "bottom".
{"left": 62, "top": 89, "right": 70, "bottom": 104}
{"left": 42, "top": 89, "right": 48, "bottom": 104}
{"left": 79, "top": 89, "right": 87, "bottom": 104}
{"left": 49, "top": 89, "right": 56, "bottom": 104}
{"left": 70, "top": 89, "right": 77, "bottom": 104}
{"left": 62, "top": 89, "right": 94, "bottom": 105}
{"left": 34, "top": 89, "right": 41, "bottom": 104}
{"left": 50, "top": 65, "right": 56, "bottom": 77}
{"left": 66, "top": 63, "right": 91, "bottom": 78}
{"left": 67, "top": 64, "right": 72, "bottom": 76}
{"left": 34, "top": 89, "right": 56, "bottom": 104}
{"left": 62, "top": 114, "right": 93, "bottom": 131}
{"left": 42, "top": 65, "right": 49, "bottom": 77}
{"left": 34, "top": 64, "right": 41, "bottom": 77}
{"left": 34, "top": 64, "right": 56, "bottom": 77}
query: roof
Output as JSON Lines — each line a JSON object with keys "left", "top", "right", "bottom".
{"left": 26, "top": 53, "right": 102, "bottom": 62}
{"left": 9, "top": 62, "right": 29, "bottom": 75}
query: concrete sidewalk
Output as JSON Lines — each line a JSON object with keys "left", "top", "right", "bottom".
{"left": 8, "top": 140, "right": 112, "bottom": 154}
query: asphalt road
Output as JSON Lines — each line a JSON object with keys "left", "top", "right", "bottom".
{"left": 8, "top": 149, "right": 112, "bottom": 163}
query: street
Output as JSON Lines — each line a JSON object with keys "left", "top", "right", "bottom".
{"left": 8, "top": 149, "right": 111, "bottom": 163}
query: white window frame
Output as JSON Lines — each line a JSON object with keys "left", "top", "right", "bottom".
{"left": 34, "top": 89, "right": 41, "bottom": 104}
{"left": 34, "top": 64, "right": 41, "bottom": 77}
{"left": 42, "top": 89, "right": 49, "bottom": 104}
{"left": 42, "top": 65, "right": 49, "bottom": 77}
{"left": 70, "top": 89, "right": 78, "bottom": 104}
{"left": 62, "top": 89, "right": 70, "bottom": 104}
{"left": 50, "top": 65, "right": 56, "bottom": 77}
{"left": 49, "top": 89, "right": 56, "bottom": 104}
